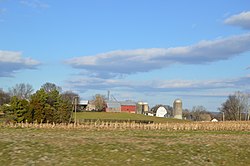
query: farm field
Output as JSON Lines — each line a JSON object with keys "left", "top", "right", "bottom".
{"left": 1, "top": 127, "right": 250, "bottom": 166}
{"left": 75, "top": 112, "right": 187, "bottom": 123}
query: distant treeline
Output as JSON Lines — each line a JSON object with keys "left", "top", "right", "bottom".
{"left": 0, "top": 82, "right": 78, "bottom": 123}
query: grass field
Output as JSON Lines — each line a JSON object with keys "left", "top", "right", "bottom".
{"left": 75, "top": 112, "right": 187, "bottom": 123}
{"left": 1, "top": 113, "right": 250, "bottom": 165}
{"left": 1, "top": 127, "right": 250, "bottom": 166}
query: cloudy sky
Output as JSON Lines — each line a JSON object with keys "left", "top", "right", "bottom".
{"left": 1, "top": 0, "right": 250, "bottom": 111}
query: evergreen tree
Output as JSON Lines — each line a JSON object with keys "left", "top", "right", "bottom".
{"left": 1, "top": 96, "right": 29, "bottom": 123}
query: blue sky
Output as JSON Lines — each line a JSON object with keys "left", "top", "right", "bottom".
{"left": 1, "top": 0, "right": 250, "bottom": 111}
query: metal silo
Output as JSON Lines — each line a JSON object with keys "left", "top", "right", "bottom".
{"left": 173, "top": 99, "right": 182, "bottom": 119}
{"left": 136, "top": 102, "right": 143, "bottom": 114}
{"left": 143, "top": 102, "right": 149, "bottom": 113}
{"left": 136, "top": 102, "right": 149, "bottom": 114}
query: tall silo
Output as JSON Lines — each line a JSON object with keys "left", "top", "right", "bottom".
{"left": 136, "top": 102, "right": 143, "bottom": 114}
{"left": 143, "top": 102, "right": 149, "bottom": 114}
{"left": 136, "top": 102, "right": 149, "bottom": 114}
{"left": 173, "top": 99, "right": 182, "bottom": 119}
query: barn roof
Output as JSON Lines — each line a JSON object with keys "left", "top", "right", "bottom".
{"left": 79, "top": 100, "right": 89, "bottom": 105}
{"left": 150, "top": 105, "right": 173, "bottom": 114}
{"left": 107, "top": 101, "right": 121, "bottom": 108}
{"left": 120, "top": 100, "right": 136, "bottom": 106}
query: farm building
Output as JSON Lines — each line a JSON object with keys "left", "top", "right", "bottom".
{"left": 149, "top": 105, "right": 173, "bottom": 117}
{"left": 86, "top": 100, "right": 96, "bottom": 111}
{"left": 211, "top": 118, "right": 219, "bottom": 122}
{"left": 105, "top": 100, "right": 138, "bottom": 113}
{"left": 77, "top": 100, "right": 96, "bottom": 111}
{"left": 145, "top": 99, "right": 183, "bottom": 119}
{"left": 79, "top": 96, "right": 147, "bottom": 114}
{"left": 106, "top": 101, "right": 121, "bottom": 112}
{"left": 136, "top": 102, "right": 149, "bottom": 114}
{"left": 78, "top": 100, "right": 89, "bottom": 111}
{"left": 120, "top": 101, "right": 136, "bottom": 113}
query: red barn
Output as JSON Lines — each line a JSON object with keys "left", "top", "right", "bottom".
{"left": 120, "top": 101, "right": 136, "bottom": 113}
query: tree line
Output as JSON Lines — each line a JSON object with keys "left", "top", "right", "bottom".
{"left": 182, "top": 91, "right": 249, "bottom": 121}
{"left": 0, "top": 83, "right": 79, "bottom": 123}
{"left": 219, "top": 91, "right": 250, "bottom": 121}
{"left": 1, "top": 82, "right": 250, "bottom": 122}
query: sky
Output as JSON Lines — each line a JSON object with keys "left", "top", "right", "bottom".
{"left": 0, "top": 0, "right": 250, "bottom": 111}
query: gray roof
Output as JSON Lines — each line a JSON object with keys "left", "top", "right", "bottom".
{"left": 79, "top": 100, "right": 89, "bottom": 105}
{"left": 120, "top": 100, "right": 136, "bottom": 106}
{"left": 106, "top": 100, "right": 136, "bottom": 108}
{"left": 107, "top": 101, "right": 121, "bottom": 108}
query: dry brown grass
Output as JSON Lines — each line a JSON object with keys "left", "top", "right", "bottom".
{"left": 1, "top": 123, "right": 250, "bottom": 165}
{"left": 2, "top": 121, "right": 250, "bottom": 131}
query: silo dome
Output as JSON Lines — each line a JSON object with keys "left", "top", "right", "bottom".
{"left": 174, "top": 99, "right": 182, "bottom": 103}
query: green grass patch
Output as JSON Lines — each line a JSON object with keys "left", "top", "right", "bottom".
{"left": 1, "top": 128, "right": 250, "bottom": 165}
{"left": 75, "top": 112, "right": 187, "bottom": 123}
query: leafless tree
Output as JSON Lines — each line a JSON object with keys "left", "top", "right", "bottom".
{"left": 8, "top": 83, "right": 34, "bottom": 100}
{"left": 182, "top": 108, "right": 192, "bottom": 120}
{"left": 235, "top": 91, "right": 250, "bottom": 120}
{"left": 0, "top": 89, "right": 10, "bottom": 105}
{"left": 61, "top": 91, "right": 79, "bottom": 104}
{"left": 93, "top": 94, "right": 106, "bottom": 112}
{"left": 41, "top": 82, "right": 62, "bottom": 93}
{"left": 191, "top": 105, "right": 211, "bottom": 121}
{"left": 219, "top": 95, "right": 241, "bottom": 121}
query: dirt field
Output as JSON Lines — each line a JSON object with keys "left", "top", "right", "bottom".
{"left": 1, "top": 127, "right": 250, "bottom": 166}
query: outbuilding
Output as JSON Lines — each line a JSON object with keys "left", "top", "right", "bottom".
{"left": 211, "top": 118, "right": 219, "bottom": 122}
{"left": 78, "top": 100, "right": 89, "bottom": 111}
{"left": 149, "top": 105, "right": 172, "bottom": 118}
{"left": 106, "top": 101, "right": 121, "bottom": 112}
{"left": 120, "top": 101, "right": 136, "bottom": 113}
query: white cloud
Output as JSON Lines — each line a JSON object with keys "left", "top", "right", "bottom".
{"left": 67, "top": 75, "right": 250, "bottom": 93}
{"left": 0, "top": 50, "right": 40, "bottom": 77}
{"left": 66, "top": 33, "right": 250, "bottom": 78}
{"left": 224, "top": 11, "right": 250, "bottom": 29}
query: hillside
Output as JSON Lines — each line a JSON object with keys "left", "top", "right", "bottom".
{"left": 75, "top": 112, "right": 187, "bottom": 123}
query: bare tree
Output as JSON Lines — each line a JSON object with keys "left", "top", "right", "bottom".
{"left": 0, "top": 89, "right": 10, "bottom": 105}
{"left": 235, "top": 91, "right": 249, "bottom": 120}
{"left": 191, "top": 105, "right": 211, "bottom": 121}
{"left": 219, "top": 95, "right": 240, "bottom": 121}
{"left": 41, "top": 82, "right": 62, "bottom": 93}
{"left": 61, "top": 91, "right": 79, "bottom": 104}
{"left": 8, "top": 83, "right": 34, "bottom": 100}
{"left": 93, "top": 94, "right": 106, "bottom": 112}
{"left": 182, "top": 108, "right": 192, "bottom": 120}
